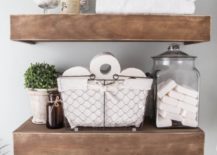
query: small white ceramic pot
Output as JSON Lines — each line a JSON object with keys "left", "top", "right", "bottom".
{"left": 27, "top": 88, "right": 57, "bottom": 124}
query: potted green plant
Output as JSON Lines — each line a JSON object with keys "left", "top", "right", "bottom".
{"left": 24, "top": 63, "right": 58, "bottom": 124}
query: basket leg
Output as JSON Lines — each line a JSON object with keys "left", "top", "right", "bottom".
{"left": 74, "top": 127, "right": 79, "bottom": 132}
{"left": 132, "top": 128, "right": 137, "bottom": 132}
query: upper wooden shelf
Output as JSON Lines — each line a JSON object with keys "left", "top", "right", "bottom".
{"left": 10, "top": 14, "right": 210, "bottom": 44}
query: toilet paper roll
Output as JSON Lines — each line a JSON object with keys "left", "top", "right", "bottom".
{"left": 58, "top": 77, "right": 88, "bottom": 91}
{"left": 120, "top": 68, "right": 146, "bottom": 79}
{"left": 63, "top": 66, "right": 90, "bottom": 76}
{"left": 90, "top": 53, "right": 121, "bottom": 79}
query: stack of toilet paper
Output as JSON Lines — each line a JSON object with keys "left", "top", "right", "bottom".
{"left": 157, "top": 79, "right": 199, "bottom": 128}
{"left": 58, "top": 53, "right": 153, "bottom": 129}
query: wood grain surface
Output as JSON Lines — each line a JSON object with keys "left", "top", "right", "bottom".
{"left": 10, "top": 14, "right": 210, "bottom": 43}
{"left": 13, "top": 118, "right": 204, "bottom": 155}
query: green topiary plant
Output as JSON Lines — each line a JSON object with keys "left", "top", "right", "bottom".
{"left": 24, "top": 63, "right": 58, "bottom": 89}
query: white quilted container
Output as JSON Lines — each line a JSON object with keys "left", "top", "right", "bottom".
{"left": 58, "top": 77, "right": 153, "bottom": 129}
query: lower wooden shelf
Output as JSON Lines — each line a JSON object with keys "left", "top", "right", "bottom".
{"left": 13, "top": 118, "right": 204, "bottom": 155}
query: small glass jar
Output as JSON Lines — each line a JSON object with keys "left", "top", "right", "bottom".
{"left": 61, "top": 0, "right": 80, "bottom": 14}
{"left": 80, "top": 0, "right": 89, "bottom": 13}
{"left": 80, "top": 0, "right": 96, "bottom": 13}
{"left": 46, "top": 91, "right": 64, "bottom": 129}
{"left": 152, "top": 44, "right": 200, "bottom": 128}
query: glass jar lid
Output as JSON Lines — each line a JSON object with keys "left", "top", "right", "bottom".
{"left": 152, "top": 44, "right": 196, "bottom": 60}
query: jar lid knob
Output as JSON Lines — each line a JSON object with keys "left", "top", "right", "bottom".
{"left": 168, "top": 44, "right": 180, "bottom": 51}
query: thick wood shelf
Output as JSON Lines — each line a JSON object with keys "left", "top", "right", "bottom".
{"left": 13, "top": 118, "right": 204, "bottom": 155}
{"left": 10, "top": 14, "right": 210, "bottom": 44}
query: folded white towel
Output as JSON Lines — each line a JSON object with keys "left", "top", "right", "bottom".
{"left": 158, "top": 110, "right": 167, "bottom": 118}
{"left": 96, "top": 0, "right": 196, "bottom": 15}
{"left": 165, "top": 112, "right": 183, "bottom": 122}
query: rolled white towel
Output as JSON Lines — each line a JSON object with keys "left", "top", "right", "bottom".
{"left": 181, "top": 110, "right": 197, "bottom": 120}
{"left": 158, "top": 110, "right": 182, "bottom": 122}
{"left": 158, "top": 110, "right": 167, "bottom": 118}
{"left": 175, "top": 85, "right": 199, "bottom": 98}
{"left": 168, "top": 90, "right": 185, "bottom": 101}
{"left": 158, "top": 79, "right": 177, "bottom": 99}
{"left": 168, "top": 90, "right": 199, "bottom": 106}
{"left": 158, "top": 102, "right": 181, "bottom": 114}
{"left": 178, "top": 101, "right": 198, "bottom": 114}
{"left": 161, "top": 96, "right": 180, "bottom": 106}
{"left": 157, "top": 115, "right": 172, "bottom": 128}
{"left": 182, "top": 95, "right": 199, "bottom": 106}
{"left": 182, "top": 118, "right": 198, "bottom": 127}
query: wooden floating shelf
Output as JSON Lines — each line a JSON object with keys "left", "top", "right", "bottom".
{"left": 10, "top": 14, "right": 210, "bottom": 44}
{"left": 13, "top": 118, "right": 204, "bottom": 155}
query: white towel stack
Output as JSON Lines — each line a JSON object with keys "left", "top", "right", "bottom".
{"left": 156, "top": 79, "right": 199, "bottom": 128}
{"left": 96, "top": 0, "right": 196, "bottom": 15}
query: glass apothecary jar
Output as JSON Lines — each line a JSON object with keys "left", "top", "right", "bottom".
{"left": 152, "top": 44, "right": 200, "bottom": 128}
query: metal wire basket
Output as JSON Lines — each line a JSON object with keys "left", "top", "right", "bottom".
{"left": 58, "top": 74, "right": 152, "bottom": 131}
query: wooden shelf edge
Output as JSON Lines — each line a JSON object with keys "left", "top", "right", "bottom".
{"left": 13, "top": 117, "right": 205, "bottom": 155}
{"left": 10, "top": 14, "right": 211, "bottom": 44}
{"left": 13, "top": 117, "right": 204, "bottom": 134}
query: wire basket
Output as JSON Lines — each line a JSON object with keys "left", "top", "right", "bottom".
{"left": 58, "top": 74, "right": 152, "bottom": 130}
